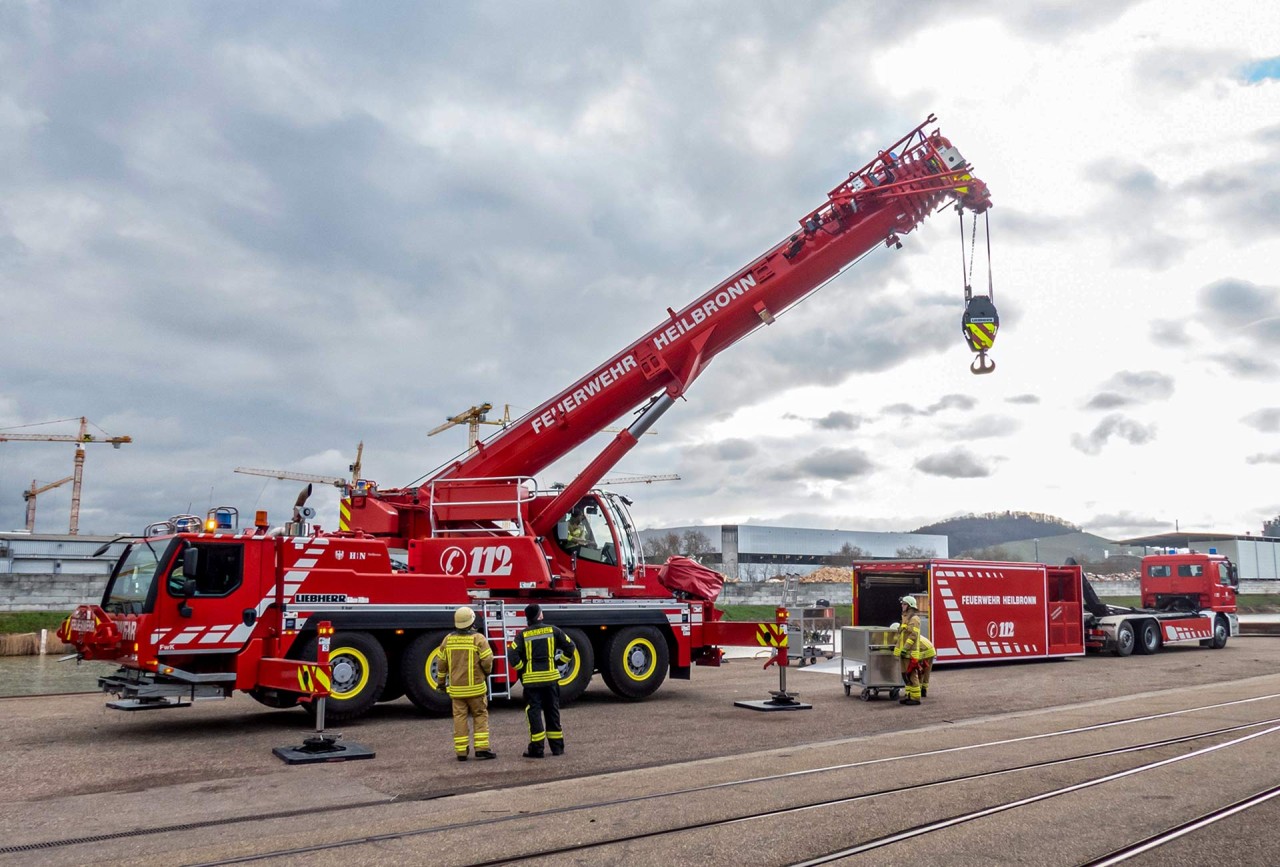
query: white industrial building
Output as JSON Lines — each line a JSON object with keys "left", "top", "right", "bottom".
{"left": 638, "top": 524, "right": 948, "bottom": 581}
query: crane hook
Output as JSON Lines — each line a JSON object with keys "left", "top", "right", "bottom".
{"left": 962, "top": 292, "right": 998, "bottom": 375}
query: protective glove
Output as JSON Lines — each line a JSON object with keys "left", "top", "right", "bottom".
{"left": 893, "top": 647, "right": 902, "bottom": 657}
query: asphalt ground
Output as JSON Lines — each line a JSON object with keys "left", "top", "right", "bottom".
{"left": 2, "top": 637, "right": 1279, "bottom": 865}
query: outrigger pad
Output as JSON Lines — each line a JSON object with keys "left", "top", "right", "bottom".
{"left": 106, "top": 698, "right": 192, "bottom": 711}
{"left": 734, "top": 692, "right": 813, "bottom": 712}
{"left": 273, "top": 735, "right": 376, "bottom": 765}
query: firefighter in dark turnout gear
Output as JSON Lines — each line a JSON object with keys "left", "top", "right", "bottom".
{"left": 509, "top": 603, "right": 574, "bottom": 758}
{"left": 438, "top": 606, "right": 496, "bottom": 760}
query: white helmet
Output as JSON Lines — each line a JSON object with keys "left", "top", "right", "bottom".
{"left": 454, "top": 606, "right": 476, "bottom": 629}
{"left": 889, "top": 622, "right": 901, "bottom": 632}
{"left": 900, "top": 595, "right": 917, "bottom": 609}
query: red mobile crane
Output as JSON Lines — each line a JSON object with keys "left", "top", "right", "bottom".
{"left": 61, "top": 116, "right": 994, "bottom": 720}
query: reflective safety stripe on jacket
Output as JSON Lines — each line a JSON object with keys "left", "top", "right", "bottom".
{"left": 896, "top": 613, "right": 934, "bottom": 657}
{"left": 439, "top": 630, "right": 494, "bottom": 698}
{"left": 510, "top": 625, "right": 573, "bottom": 685}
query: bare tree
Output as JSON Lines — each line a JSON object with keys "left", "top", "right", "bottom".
{"left": 895, "top": 545, "right": 936, "bottom": 558}
{"left": 680, "top": 530, "right": 713, "bottom": 562}
{"left": 1264, "top": 515, "right": 1280, "bottom": 538}
{"left": 646, "top": 532, "right": 682, "bottom": 564}
{"left": 838, "top": 542, "right": 868, "bottom": 560}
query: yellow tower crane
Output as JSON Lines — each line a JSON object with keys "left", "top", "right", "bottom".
{"left": 23, "top": 475, "right": 75, "bottom": 532}
{"left": 0, "top": 417, "right": 132, "bottom": 534}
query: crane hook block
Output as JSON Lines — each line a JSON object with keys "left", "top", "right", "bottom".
{"left": 962, "top": 295, "right": 999, "bottom": 375}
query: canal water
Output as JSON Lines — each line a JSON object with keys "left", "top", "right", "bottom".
{"left": 0, "top": 654, "right": 111, "bottom": 698}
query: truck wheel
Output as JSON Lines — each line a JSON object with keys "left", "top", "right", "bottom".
{"left": 302, "top": 631, "right": 387, "bottom": 722}
{"left": 599, "top": 625, "right": 668, "bottom": 701}
{"left": 556, "top": 627, "right": 595, "bottom": 705}
{"left": 401, "top": 630, "right": 451, "bottom": 716}
{"left": 1136, "top": 620, "right": 1161, "bottom": 655}
{"left": 1113, "top": 622, "right": 1135, "bottom": 657}
{"left": 1210, "top": 616, "right": 1230, "bottom": 649}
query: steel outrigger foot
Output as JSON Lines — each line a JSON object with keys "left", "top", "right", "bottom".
{"left": 733, "top": 652, "right": 813, "bottom": 712}
{"left": 273, "top": 697, "right": 376, "bottom": 764}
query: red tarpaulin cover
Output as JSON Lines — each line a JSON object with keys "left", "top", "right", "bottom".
{"left": 657, "top": 556, "right": 724, "bottom": 602}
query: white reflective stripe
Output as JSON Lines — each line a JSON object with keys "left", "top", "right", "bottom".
{"left": 199, "top": 628, "right": 233, "bottom": 644}
{"left": 956, "top": 639, "right": 977, "bottom": 655}
{"left": 292, "top": 559, "right": 318, "bottom": 569}
{"left": 283, "top": 570, "right": 310, "bottom": 583}
{"left": 948, "top": 611, "right": 965, "bottom": 622}
{"left": 937, "top": 647, "right": 960, "bottom": 656}
{"left": 940, "top": 587, "right": 954, "bottom": 598}
{"left": 952, "top": 622, "right": 970, "bottom": 639}
{"left": 225, "top": 623, "right": 253, "bottom": 644}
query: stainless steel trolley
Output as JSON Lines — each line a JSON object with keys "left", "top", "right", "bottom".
{"left": 840, "top": 625, "right": 902, "bottom": 701}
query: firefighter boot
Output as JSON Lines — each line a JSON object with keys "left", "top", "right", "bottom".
{"left": 550, "top": 740, "right": 564, "bottom": 756}
{"left": 899, "top": 697, "right": 921, "bottom": 705}
{"left": 522, "top": 743, "right": 545, "bottom": 759}
{"left": 474, "top": 750, "right": 497, "bottom": 760}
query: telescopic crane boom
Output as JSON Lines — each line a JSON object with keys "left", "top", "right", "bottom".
{"left": 348, "top": 116, "right": 994, "bottom": 550}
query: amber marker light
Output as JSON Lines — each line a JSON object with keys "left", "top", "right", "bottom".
{"left": 255, "top": 510, "right": 269, "bottom": 529}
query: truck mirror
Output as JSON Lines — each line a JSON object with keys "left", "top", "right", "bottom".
{"left": 182, "top": 546, "right": 199, "bottom": 579}
{"left": 182, "top": 578, "right": 198, "bottom": 598}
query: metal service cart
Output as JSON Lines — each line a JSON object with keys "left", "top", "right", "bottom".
{"left": 787, "top": 604, "right": 837, "bottom": 666}
{"left": 840, "top": 625, "right": 902, "bottom": 700}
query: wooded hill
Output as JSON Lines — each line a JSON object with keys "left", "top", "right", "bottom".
{"left": 913, "top": 511, "right": 1082, "bottom": 558}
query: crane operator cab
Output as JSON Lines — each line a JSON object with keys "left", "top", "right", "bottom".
{"left": 554, "top": 493, "right": 645, "bottom": 586}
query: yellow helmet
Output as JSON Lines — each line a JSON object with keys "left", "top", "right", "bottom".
{"left": 454, "top": 606, "right": 476, "bottom": 629}
{"left": 900, "top": 595, "right": 917, "bottom": 609}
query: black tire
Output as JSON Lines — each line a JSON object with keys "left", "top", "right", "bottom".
{"left": 556, "top": 627, "right": 595, "bottom": 705}
{"left": 401, "top": 630, "right": 452, "bottom": 715}
{"left": 1113, "top": 622, "right": 1135, "bottom": 657}
{"left": 1210, "top": 615, "right": 1230, "bottom": 649}
{"left": 1136, "top": 620, "right": 1161, "bottom": 655}
{"left": 600, "top": 625, "right": 668, "bottom": 701}
{"left": 301, "top": 631, "right": 387, "bottom": 722}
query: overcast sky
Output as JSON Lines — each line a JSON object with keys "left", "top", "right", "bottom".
{"left": 2, "top": 2, "right": 1278, "bottom": 541}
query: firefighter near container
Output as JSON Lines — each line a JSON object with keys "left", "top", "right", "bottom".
{"left": 439, "top": 606, "right": 496, "bottom": 761}
{"left": 510, "top": 603, "right": 574, "bottom": 758}
{"left": 894, "top": 598, "right": 936, "bottom": 706}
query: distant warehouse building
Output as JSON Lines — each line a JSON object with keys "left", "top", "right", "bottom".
{"left": 637, "top": 524, "right": 948, "bottom": 581}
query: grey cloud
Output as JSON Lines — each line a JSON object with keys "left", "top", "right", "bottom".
{"left": 1085, "top": 393, "right": 1133, "bottom": 410}
{"left": 767, "top": 447, "right": 875, "bottom": 482}
{"left": 941, "top": 414, "right": 1020, "bottom": 440}
{"left": 1246, "top": 452, "right": 1280, "bottom": 465}
{"left": 914, "top": 448, "right": 992, "bottom": 479}
{"left": 1242, "top": 408, "right": 1280, "bottom": 433}
{"left": 1133, "top": 48, "right": 1240, "bottom": 91}
{"left": 1208, "top": 353, "right": 1280, "bottom": 378}
{"left": 1086, "top": 510, "right": 1171, "bottom": 538}
{"left": 1104, "top": 371, "right": 1174, "bottom": 401}
{"left": 928, "top": 394, "right": 977, "bottom": 413}
{"left": 814, "top": 411, "right": 861, "bottom": 431}
{"left": 1150, "top": 319, "right": 1189, "bottom": 344}
{"left": 1070, "top": 414, "right": 1157, "bottom": 455}
{"left": 1199, "top": 278, "right": 1280, "bottom": 329}
{"left": 1006, "top": 394, "right": 1040, "bottom": 405}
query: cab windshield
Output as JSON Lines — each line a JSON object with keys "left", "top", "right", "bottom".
{"left": 103, "top": 539, "right": 175, "bottom": 615}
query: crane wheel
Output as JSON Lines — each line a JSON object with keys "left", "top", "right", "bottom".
{"left": 401, "top": 630, "right": 452, "bottom": 715}
{"left": 301, "top": 631, "right": 387, "bottom": 722}
{"left": 599, "top": 625, "right": 668, "bottom": 701}
{"left": 556, "top": 627, "right": 595, "bottom": 705}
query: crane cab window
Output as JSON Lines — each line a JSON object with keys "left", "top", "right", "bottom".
{"left": 555, "top": 500, "right": 616, "bottom": 565}
{"left": 1177, "top": 564, "right": 1203, "bottom": 577}
{"left": 167, "top": 543, "right": 244, "bottom": 597}
{"left": 1218, "top": 562, "right": 1237, "bottom": 587}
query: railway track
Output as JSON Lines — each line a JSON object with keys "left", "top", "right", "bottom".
{"left": 6, "top": 693, "right": 1277, "bottom": 865}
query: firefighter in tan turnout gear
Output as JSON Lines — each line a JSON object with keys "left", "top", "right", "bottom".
{"left": 894, "top": 595, "right": 936, "bottom": 706}
{"left": 509, "top": 603, "right": 575, "bottom": 758}
{"left": 438, "top": 606, "right": 496, "bottom": 760}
